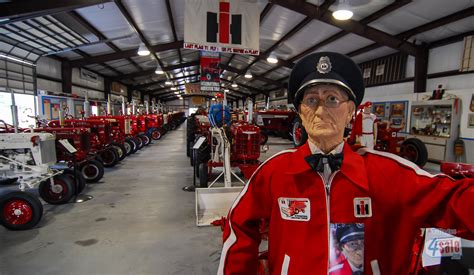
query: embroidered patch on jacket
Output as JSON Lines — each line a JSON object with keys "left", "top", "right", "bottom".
{"left": 354, "top": 197, "right": 372, "bottom": 218}
{"left": 278, "top": 197, "right": 310, "bottom": 221}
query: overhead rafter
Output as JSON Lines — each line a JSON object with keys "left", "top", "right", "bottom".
{"left": 0, "top": 0, "right": 112, "bottom": 26}
{"left": 118, "top": 60, "right": 199, "bottom": 81}
{"left": 220, "top": 78, "right": 262, "bottom": 95}
{"left": 256, "top": 0, "right": 413, "bottom": 81}
{"left": 220, "top": 63, "right": 282, "bottom": 87}
{"left": 149, "top": 79, "right": 200, "bottom": 95}
{"left": 66, "top": 11, "right": 142, "bottom": 71}
{"left": 69, "top": 41, "right": 183, "bottom": 67}
{"left": 160, "top": 92, "right": 239, "bottom": 101}
{"left": 134, "top": 73, "right": 200, "bottom": 90}
{"left": 271, "top": 0, "right": 419, "bottom": 56}
{"left": 347, "top": 6, "right": 474, "bottom": 57}
{"left": 164, "top": 0, "right": 184, "bottom": 76}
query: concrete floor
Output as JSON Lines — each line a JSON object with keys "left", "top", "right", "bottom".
{"left": 0, "top": 125, "right": 440, "bottom": 275}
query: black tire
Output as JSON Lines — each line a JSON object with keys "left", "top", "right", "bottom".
{"left": 400, "top": 138, "right": 428, "bottom": 167}
{"left": 62, "top": 169, "right": 86, "bottom": 194}
{"left": 150, "top": 129, "right": 162, "bottom": 140}
{"left": 39, "top": 174, "right": 75, "bottom": 205}
{"left": 0, "top": 191, "right": 43, "bottom": 230}
{"left": 139, "top": 134, "right": 151, "bottom": 146}
{"left": 134, "top": 136, "right": 144, "bottom": 150}
{"left": 292, "top": 118, "right": 308, "bottom": 147}
{"left": 99, "top": 147, "right": 119, "bottom": 168}
{"left": 126, "top": 138, "right": 138, "bottom": 154}
{"left": 190, "top": 148, "right": 195, "bottom": 166}
{"left": 123, "top": 140, "right": 133, "bottom": 155}
{"left": 186, "top": 140, "right": 191, "bottom": 157}
{"left": 170, "top": 122, "right": 177, "bottom": 130}
{"left": 111, "top": 143, "right": 127, "bottom": 161}
{"left": 80, "top": 159, "right": 105, "bottom": 183}
{"left": 198, "top": 162, "right": 208, "bottom": 188}
{"left": 260, "top": 131, "right": 268, "bottom": 145}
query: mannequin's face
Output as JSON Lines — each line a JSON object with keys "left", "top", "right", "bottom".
{"left": 298, "top": 85, "right": 355, "bottom": 144}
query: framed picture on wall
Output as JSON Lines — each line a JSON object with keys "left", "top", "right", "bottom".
{"left": 468, "top": 113, "right": 474, "bottom": 128}
{"left": 373, "top": 103, "right": 385, "bottom": 117}
{"left": 390, "top": 102, "right": 405, "bottom": 116}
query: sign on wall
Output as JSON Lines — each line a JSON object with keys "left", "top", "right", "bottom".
{"left": 185, "top": 83, "right": 204, "bottom": 95}
{"left": 200, "top": 51, "right": 221, "bottom": 92}
{"left": 184, "top": 0, "right": 259, "bottom": 55}
{"left": 80, "top": 68, "right": 98, "bottom": 83}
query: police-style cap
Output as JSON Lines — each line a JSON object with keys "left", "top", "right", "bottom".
{"left": 336, "top": 224, "right": 364, "bottom": 244}
{"left": 288, "top": 52, "right": 365, "bottom": 108}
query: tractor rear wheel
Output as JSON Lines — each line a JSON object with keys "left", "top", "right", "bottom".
{"left": 39, "top": 174, "right": 75, "bottom": 205}
{"left": 400, "top": 138, "right": 428, "bottom": 167}
{"left": 199, "top": 162, "right": 208, "bottom": 188}
{"left": 123, "top": 140, "right": 132, "bottom": 155}
{"left": 80, "top": 159, "right": 104, "bottom": 183}
{"left": 0, "top": 191, "right": 43, "bottom": 230}
{"left": 126, "top": 138, "right": 138, "bottom": 154}
{"left": 100, "top": 147, "right": 119, "bottom": 168}
{"left": 139, "top": 134, "right": 151, "bottom": 146}
{"left": 292, "top": 118, "right": 308, "bottom": 147}
{"left": 62, "top": 169, "right": 86, "bottom": 194}
{"left": 111, "top": 143, "right": 127, "bottom": 161}
{"left": 134, "top": 136, "right": 144, "bottom": 150}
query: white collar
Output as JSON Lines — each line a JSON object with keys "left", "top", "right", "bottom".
{"left": 308, "top": 140, "right": 344, "bottom": 155}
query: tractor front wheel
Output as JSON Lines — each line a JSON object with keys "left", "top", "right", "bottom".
{"left": 0, "top": 191, "right": 43, "bottom": 230}
{"left": 99, "top": 147, "right": 119, "bottom": 168}
{"left": 111, "top": 143, "right": 127, "bottom": 161}
{"left": 39, "top": 174, "right": 75, "bottom": 205}
{"left": 151, "top": 129, "right": 161, "bottom": 140}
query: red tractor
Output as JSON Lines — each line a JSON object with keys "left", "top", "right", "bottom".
{"left": 193, "top": 121, "right": 263, "bottom": 187}
{"left": 254, "top": 110, "right": 297, "bottom": 141}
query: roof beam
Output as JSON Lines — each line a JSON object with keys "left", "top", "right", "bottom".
{"left": 220, "top": 78, "right": 262, "bottom": 95}
{"left": 66, "top": 11, "right": 142, "bottom": 71}
{"left": 134, "top": 73, "right": 200, "bottom": 90}
{"left": 0, "top": 0, "right": 112, "bottom": 26}
{"left": 118, "top": 60, "right": 199, "bottom": 81}
{"left": 220, "top": 63, "right": 282, "bottom": 87}
{"left": 69, "top": 40, "right": 183, "bottom": 67}
{"left": 271, "top": 0, "right": 419, "bottom": 56}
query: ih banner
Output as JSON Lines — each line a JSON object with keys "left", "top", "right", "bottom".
{"left": 185, "top": 83, "right": 204, "bottom": 95}
{"left": 200, "top": 51, "right": 221, "bottom": 92}
{"left": 184, "top": 0, "right": 259, "bottom": 55}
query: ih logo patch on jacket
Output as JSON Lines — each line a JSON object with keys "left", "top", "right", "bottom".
{"left": 278, "top": 197, "right": 310, "bottom": 221}
{"left": 354, "top": 197, "right": 372, "bottom": 218}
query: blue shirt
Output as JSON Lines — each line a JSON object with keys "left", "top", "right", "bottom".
{"left": 208, "top": 103, "right": 230, "bottom": 127}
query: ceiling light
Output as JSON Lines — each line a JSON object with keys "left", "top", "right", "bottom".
{"left": 212, "top": 98, "right": 216, "bottom": 101}
{"left": 224, "top": 89, "right": 229, "bottom": 92}
{"left": 171, "top": 87, "right": 177, "bottom": 91}
{"left": 137, "top": 43, "right": 150, "bottom": 56}
{"left": 266, "top": 53, "right": 278, "bottom": 64}
{"left": 179, "top": 97, "right": 183, "bottom": 100}
{"left": 244, "top": 70, "right": 253, "bottom": 79}
{"left": 221, "top": 83, "right": 225, "bottom": 87}
{"left": 0, "top": 54, "right": 36, "bottom": 66}
{"left": 155, "top": 66, "right": 164, "bottom": 74}
{"left": 332, "top": 0, "right": 353, "bottom": 20}
{"left": 174, "top": 91, "right": 179, "bottom": 94}
{"left": 165, "top": 81, "right": 172, "bottom": 85}
{"left": 231, "top": 82, "right": 238, "bottom": 88}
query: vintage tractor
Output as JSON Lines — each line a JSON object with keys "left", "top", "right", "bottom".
{"left": 254, "top": 109, "right": 297, "bottom": 141}
{"left": 0, "top": 132, "right": 79, "bottom": 230}
{"left": 186, "top": 111, "right": 211, "bottom": 161}
{"left": 93, "top": 115, "right": 139, "bottom": 155}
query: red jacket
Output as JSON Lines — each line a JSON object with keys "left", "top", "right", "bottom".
{"left": 218, "top": 142, "right": 474, "bottom": 275}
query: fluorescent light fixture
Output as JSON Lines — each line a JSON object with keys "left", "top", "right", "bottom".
{"left": 224, "top": 89, "right": 229, "bottom": 92}
{"left": 165, "top": 81, "right": 172, "bottom": 85}
{"left": 266, "top": 53, "right": 278, "bottom": 64}
{"left": 0, "top": 54, "right": 36, "bottom": 66}
{"left": 179, "top": 97, "right": 183, "bottom": 100}
{"left": 171, "top": 87, "right": 177, "bottom": 91}
{"left": 244, "top": 70, "right": 253, "bottom": 79}
{"left": 212, "top": 98, "right": 216, "bottom": 101}
{"left": 231, "top": 82, "right": 238, "bottom": 88}
{"left": 174, "top": 91, "right": 179, "bottom": 94}
{"left": 155, "top": 65, "right": 164, "bottom": 74}
{"left": 137, "top": 43, "right": 150, "bottom": 56}
{"left": 0, "top": 19, "right": 10, "bottom": 23}
{"left": 332, "top": 0, "right": 353, "bottom": 20}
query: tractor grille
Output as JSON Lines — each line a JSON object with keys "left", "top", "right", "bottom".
{"left": 233, "top": 131, "right": 260, "bottom": 161}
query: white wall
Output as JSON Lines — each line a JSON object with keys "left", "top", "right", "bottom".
{"left": 36, "top": 57, "right": 61, "bottom": 79}
{"left": 72, "top": 68, "right": 104, "bottom": 91}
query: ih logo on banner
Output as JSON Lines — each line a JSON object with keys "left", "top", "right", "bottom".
{"left": 206, "top": 2, "right": 241, "bottom": 45}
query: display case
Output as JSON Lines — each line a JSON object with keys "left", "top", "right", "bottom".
{"left": 408, "top": 99, "right": 461, "bottom": 162}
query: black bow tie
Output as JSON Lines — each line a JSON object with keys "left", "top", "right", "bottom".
{"left": 305, "top": 152, "right": 344, "bottom": 173}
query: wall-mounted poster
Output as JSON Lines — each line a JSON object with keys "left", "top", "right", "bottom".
{"left": 373, "top": 103, "right": 385, "bottom": 117}
{"left": 391, "top": 102, "right": 405, "bottom": 116}
{"left": 468, "top": 113, "right": 474, "bottom": 128}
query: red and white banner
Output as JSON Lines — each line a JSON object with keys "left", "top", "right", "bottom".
{"left": 200, "top": 51, "right": 221, "bottom": 92}
{"left": 184, "top": 0, "right": 260, "bottom": 55}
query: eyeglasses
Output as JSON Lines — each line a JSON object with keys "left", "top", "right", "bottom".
{"left": 301, "top": 95, "right": 349, "bottom": 109}
{"left": 343, "top": 240, "right": 364, "bottom": 251}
